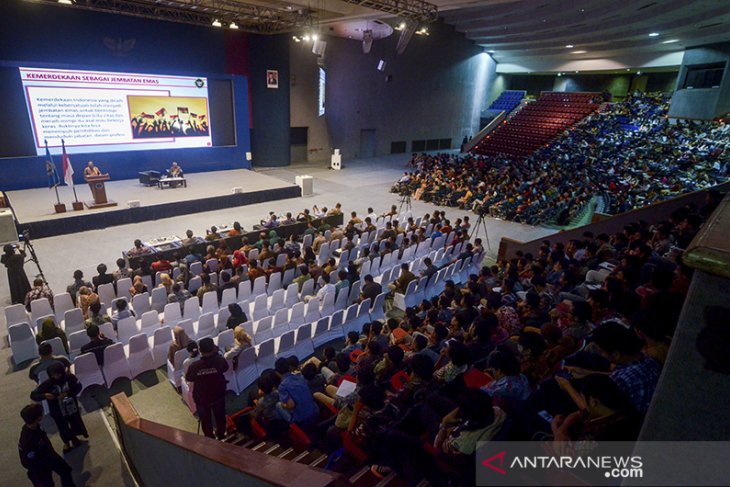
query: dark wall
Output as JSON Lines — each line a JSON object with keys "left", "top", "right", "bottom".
{"left": 249, "top": 35, "right": 291, "bottom": 167}
{"left": 669, "top": 42, "right": 730, "bottom": 120}
{"left": 0, "top": 1, "right": 267, "bottom": 189}
{"left": 504, "top": 75, "right": 555, "bottom": 97}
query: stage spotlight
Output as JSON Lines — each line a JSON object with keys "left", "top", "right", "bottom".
{"left": 229, "top": 22, "right": 239, "bottom": 30}
{"left": 312, "top": 33, "right": 319, "bottom": 41}
{"left": 58, "top": 0, "right": 73, "bottom": 4}
{"left": 212, "top": 19, "right": 222, "bottom": 27}
{"left": 292, "top": 35, "right": 301, "bottom": 42}
{"left": 303, "top": 34, "right": 311, "bottom": 42}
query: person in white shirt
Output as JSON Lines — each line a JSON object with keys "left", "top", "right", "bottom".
{"left": 367, "top": 207, "right": 378, "bottom": 221}
{"left": 306, "top": 272, "right": 336, "bottom": 303}
{"left": 313, "top": 205, "right": 327, "bottom": 219}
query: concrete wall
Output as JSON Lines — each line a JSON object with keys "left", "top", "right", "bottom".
{"left": 307, "top": 21, "right": 495, "bottom": 159}
{"left": 669, "top": 42, "right": 730, "bottom": 120}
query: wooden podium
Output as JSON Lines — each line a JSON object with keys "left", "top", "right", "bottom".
{"left": 85, "top": 173, "right": 117, "bottom": 209}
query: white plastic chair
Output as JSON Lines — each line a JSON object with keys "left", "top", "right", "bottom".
{"left": 150, "top": 287, "right": 168, "bottom": 314}
{"left": 299, "top": 279, "right": 315, "bottom": 300}
{"left": 196, "top": 312, "right": 216, "bottom": 339}
{"left": 150, "top": 326, "right": 173, "bottom": 368}
{"left": 30, "top": 298, "right": 54, "bottom": 324}
{"left": 201, "top": 291, "right": 218, "bottom": 315}
{"left": 215, "top": 307, "right": 231, "bottom": 334}
{"left": 347, "top": 280, "right": 361, "bottom": 306}
{"left": 394, "top": 279, "right": 418, "bottom": 311}
{"left": 234, "top": 347, "right": 258, "bottom": 391}
{"left": 251, "top": 294, "right": 269, "bottom": 322}
{"left": 268, "top": 289, "right": 286, "bottom": 314}
{"left": 41, "top": 337, "right": 67, "bottom": 357}
{"left": 370, "top": 292, "right": 386, "bottom": 322}
{"left": 333, "top": 286, "right": 349, "bottom": 311}
{"left": 97, "top": 284, "right": 116, "bottom": 310}
{"left": 282, "top": 268, "right": 295, "bottom": 287}
{"left": 288, "top": 302, "right": 305, "bottom": 330}
{"left": 139, "top": 310, "right": 160, "bottom": 336}
{"left": 220, "top": 288, "right": 237, "bottom": 308}
{"left": 117, "top": 316, "right": 139, "bottom": 345}
{"left": 188, "top": 276, "right": 202, "bottom": 295}
{"left": 252, "top": 276, "right": 267, "bottom": 298}
{"left": 53, "top": 293, "right": 75, "bottom": 324}
{"left": 126, "top": 333, "right": 156, "bottom": 377}
{"left": 177, "top": 319, "right": 195, "bottom": 341}
{"left": 312, "top": 317, "right": 331, "bottom": 348}
{"left": 99, "top": 322, "right": 116, "bottom": 342}
{"left": 342, "top": 304, "right": 359, "bottom": 336}
{"left": 181, "top": 379, "right": 197, "bottom": 414}
{"left": 284, "top": 285, "right": 298, "bottom": 308}
{"left": 141, "top": 275, "right": 153, "bottom": 292}
{"left": 183, "top": 296, "right": 201, "bottom": 323}
{"left": 216, "top": 328, "right": 234, "bottom": 352}
{"left": 276, "top": 330, "right": 296, "bottom": 356}
{"left": 294, "top": 323, "right": 314, "bottom": 359}
{"left": 238, "top": 281, "right": 252, "bottom": 302}
{"left": 68, "top": 330, "right": 90, "bottom": 356}
{"left": 63, "top": 308, "right": 85, "bottom": 335}
{"left": 132, "top": 292, "right": 151, "bottom": 316}
{"left": 304, "top": 297, "right": 321, "bottom": 324}
{"left": 103, "top": 343, "right": 133, "bottom": 387}
{"left": 253, "top": 316, "right": 273, "bottom": 344}
{"left": 205, "top": 258, "right": 218, "bottom": 273}
{"left": 255, "top": 339, "right": 276, "bottom": 375}
{"left": 271, "top": 308, "right": 290, "bottom": 338}
{"left": 189, "top": 261, "right": 203, "bottom": 276}
{"left": 328, "top": 310, "right": 345, "bottom": 341}
{"left": 167, "top": 348, "right": 188, "bottom": 388}
{"left": 267, "top": 272, "right": 282, "bottom": 296}
{"left": 320, "top": 291, "right": 335, "bottom": 317}
{"left": 72, "top": 352, "right": 105, "bottom": 393}
{"left": 163, "top": 303, "right": 183, "bottom": 327}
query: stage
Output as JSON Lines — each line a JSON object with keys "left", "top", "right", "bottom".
{"left": 5, "top": 168, "right": 301, "bottom": 238}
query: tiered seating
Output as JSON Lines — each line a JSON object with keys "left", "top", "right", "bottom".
{"left": 475, "top": 91, "right": 599, "bottom": 157}
{"left": 488, "top": 90, "right": 525, "bottom": 113}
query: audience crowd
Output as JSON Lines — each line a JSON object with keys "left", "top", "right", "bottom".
{"left": 393, "top": 92, "right": 728, "bottom": 225}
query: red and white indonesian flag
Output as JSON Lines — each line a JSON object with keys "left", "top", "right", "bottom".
{"left": 61, "top": 139, "right": 74, "bottom": 186}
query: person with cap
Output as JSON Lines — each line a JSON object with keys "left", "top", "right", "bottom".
{"left": 184, "top": 337, "right": 229, "bottom": 440}
{"left": 18, "top": 403, "right": 76, "bottom": 487}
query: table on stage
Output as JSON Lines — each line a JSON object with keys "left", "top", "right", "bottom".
{"left": 158, "top": 177, "right": 187, "bottom": 189}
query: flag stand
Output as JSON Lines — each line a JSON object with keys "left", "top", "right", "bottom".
{"left": 72, "top": 186, "right": 83, "bottom": 211}
{"left": 53, "top": 184, "right": 66, "bottom": 213}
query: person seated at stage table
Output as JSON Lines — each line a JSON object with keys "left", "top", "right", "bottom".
{"left": 92, "top": 263, "right": 115, "bottom": 290}
{"left": 168, "top": 162, "right": 183, "bottom": 178}
{"left": 297, "top": 208, "right": 313, "bottom": 224}
{"left": 83, "top": 161, "right": 101, "bottom": 178}
{"left": 181, "top": 229, "right": 203, "bottom": 246}
{"left": 262, "top": 213, "right": 280, "bottom": 229}
{"left": 312, "top": 205, "right": 327, "bottom": 219}
{"left": 349, "top": 211, "right": 363, "bottom": 225}
{"left": 205, "top": 226, "right": 220, "bottom": 241}
{"left": 227, "top": 221, "right": 243, "bottom": 237}
{"left": 281, "top": 212, "right": 296, "bottom": 225}
{"left": 327, "top": 203, "right": 343, "bottom": 216}
{"left": 66, "top": 270, "right": 92, "bottom": 305}
{"left": 25, "top": 278, "right": 54, "bottom": 312}
{"left": 127, "top": 239, "right": 152, "bottom": 258}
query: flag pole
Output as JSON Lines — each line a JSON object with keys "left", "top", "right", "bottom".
{"left": 54, "top": 183, "right": 61, "bottom": 205}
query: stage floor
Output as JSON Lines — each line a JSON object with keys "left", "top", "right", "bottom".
{"left": 7, "top": 168, "right": 296, "bottom": 223}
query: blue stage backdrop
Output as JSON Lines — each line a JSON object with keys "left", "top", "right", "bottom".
{"left": 0, "top": 1, "right": 256, "bottom": 190}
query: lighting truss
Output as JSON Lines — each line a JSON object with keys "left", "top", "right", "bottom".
{"left": 27, "top": 0, "right": 315, "bottom": 33}
{"left": 339, "top": 0, "right": 438, "bottom": 22}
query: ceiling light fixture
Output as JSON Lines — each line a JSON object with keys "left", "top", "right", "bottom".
{"left": 488, "top": 50, "right": 495, "bottom": 53}
{"left": 662, "top": 39, "right": 679, "bottom": 44}
{"left": 292, "top": 35, "right": 301, "bottom": 42}
{"left": 565, "top": 44, "right": 574, "bottom": 48}
{"left": 648, "top": 32, "right": 660, "bottom": 37}
{"left": 572, "top": 50, "right": 587, "bottom": 54}
{"left": 312, "top": 33, "right": 319, "bottom": 41}
{"left": 58, "top": 0, "right": 73, "bottom": 4}
{"left": 303, "top": 34, "right": 310, "bottom": 42}
{"left": 212, "top": 19, "right": 222, "bottom": 27}
{"left": 229, "top": 22, "right": 238, "bottom": 29}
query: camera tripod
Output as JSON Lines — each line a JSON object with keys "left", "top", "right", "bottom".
{"left": 398, "top": 192, "right": 412, "bottom": 214}
{"left": 469, "top": 212, "right": 492, "bottom": 253}
{"left": 21, "top": 228, "right": 48, "bottom": 284}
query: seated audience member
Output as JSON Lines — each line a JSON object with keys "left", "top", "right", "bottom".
{"left": 35, "top": 318, "right": 69, "bottom": 354}
{"left": 328, "top": 203, "right": 343, "bottom": 216}
{"left": 110, "top": 299, "right": 135, "bottom": 331}
{"left": 77, "top": 286, "right": 99, "bottom": 320}
{"left": 80, "top": 324, "right": 114, "bottom": 366}
{"left": 226, "top": 303, "right": 248, "bottom": 330}
{"left": 127, "top": 239, "right": 152, "bottom": 258}
{"left": 251, "top": 370, "right": 284, "bottom": 435}
{"left": 129, "top": 276, "right": 148, "bottom": 297}
{"left": 182, "top": 341, "right": 200, "bottom": 375}
{"left": 224, "top": 326, "right": 252, "bottom": 361}
{"left": 196, "top": 273, "right": 217, "bottom": 305}
{"left": 291, "top": 264, "right": 311, "bottom": 292}
{"left": 28, "top": 342, "right": 71, "bottom": 383}
{"left": 168, "top": 325, "right": 193, "bottom": 364}
{"left": 274, "top": 357, "right": 319, "bottom": 426}
{"left": 112, "top": 258, "right": 133, "bottom": 282}
{"left": 281, "top": 212, "right": 296, "bottom": 225}
{"left": 151, "top": 256, "right": 172, "bottom": 273}
{"left": 92, "top": 263, "right": 115, "bottom": 290}
{"left": 247, "top": 260, "right": 266, "bottom": 283}
{"left": 335, "top": 270, "right": 350, "bottom": 298}
{"left": 307, "top": 272, "right": 335, "bottom": 303}
{"left": 389, "top": 263, "right": 417, "bottom": 294}
{"left": 168, "top": 282, "right": 192, "bottom": 312}
{"left": 228, "top": 221, "right": 244, "bottom": 237}
{"left": 181, "top": 229, "right": 201, "bottom": 246}
{"left": 433, "top": 340, "right": 470, "bottom": 385}
{"left": 25, "top": 278, "right": 55, "bottom": 312}
{"left": 360, "top": 274, "right": 382, "bottom": 303}
{"left": 157, "top": 273, "right": 174, "bottom": 294}
{"left": 589, "top": 321, "right": 661, "bottom": 415}
{"left": 262, "top": 213, "right": 280, "bottom": 229}
{"left": 301, "top": 362, "right": 327, "bottom": 395}
{"left": 84, "top": 301, "right": 111, "bottom": 329}
{"left": 482, "top": 351, "right": 532, "bottom": 404}
{"left": 66, "top": 270, "right": 92, "bottom": 304}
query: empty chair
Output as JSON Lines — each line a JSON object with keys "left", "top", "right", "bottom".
{"left": 42, "top": 337, "right": 67, "bottom": 357}
{"left": 196, "top": 312, "right": 216, "bottom": 339}
{"left": 312, "top": 317, "right": 331, "bottom": 349}
{"left": 327, "top": 310, "right": 345, "bottom": 341}
{"left": 354, "top": 298, "right": 372, "bottom": 332}
{"left": 271, "top": 308, "right": 290, "bottom": 338}
{"left": 347, "top": 280, "right": 361, "bottom": 306}
{"left": 126, "top": 333, "right": 156, "bottom": 377}
{"left": 342, "top": 304, "right": 359, "bottom": 336}
{"left": 201, "top": 291, "right": 218, "bottom": 315}
{"left": 103, "top": 342, "right": 133, "bottom": 387}
{"left": 97, "top": 284, "right": 116, "bottom": 311}
{"left": 30, "top": 298, "right": 54, "bottom": 324}
{"left": 302, "top": 233, "right": 313, "bottom": 248}
{"left": 116, "top": 278, "right": 133, "bottom": 301}
{"left": 294, "top": 323, "right": 314, "bottom": 359}
{"left": 250, "top": 294, "right": 269, "bottom": 322}
{"left": 205, "top": 258, "right": 218, "bottom": 273}
{"left": 369, "top": 292, "right": 386, "bottom": 323}
{"left": 304, "top": 297, "right": 321, "bottom": 323}
{"left": 150, "top": 286, "right": 168, "bottom": 313}
{"left": 276, "top": 330, "right": 296, "bottom": 356}
{"left": 116, "top": 316, "right": 139, "bottom": 345}
{"left": 53, "top": 293, "right": 74, "bottom": 324}
{"left": 282, "top": 268, "right": 295, "bottom": 288}
{"left": 288, "top": 302, "right": 305, "bottom": 330}
{"left": 320, "top": 291, "right": 335, "bottom": 317}
{"left": 72, "top": 352, "right": 105, "bottom": 393}
{"left": 333, "top": 285, "right": 349, "bottom": 311}
{"left": 238, "top": 280, "right": 252, "bottom": 302}
{"left": 208, "top": 272, "right": 219, "bottom": 287}
{"left": 9, "top": 323, "right": 38, "bottom": 365}
{"left": 62, "top": 308, "right": 85, "bottom": 335}
{"left": 98, "top": 322, "right": 116, "bottom": 342}
{"left": 253, "top": 316, "right": 273, "bottom": 344}
{"left": 299, "top": 278, "right": 315, "bottom": 300}
{"left": 267, "top": 272, "right": 282, "bottom": 296}
{"left": 216, "top": 328, "right": 234, "bottom": 352}
{"left": 268, "top": 288, "right": 286, "bottom": 314}
{"left": 177, "top": 319, "right": 195, "bottom": 341}
{"left": 215, "top": 306, "right": 231, "bottom": 334}
{"left": 167, "top": 347, "right": 189, "bottom": 389}
{"left": 255, "top": 338, "right": 276, "bottom": 375}
{"left": 234, "top": 347, "right": 258, "bottom": 391}
{"left": 251, "top": 276, "right": 267, "bottom": 298}
{"left": 183, "top": 296, "right": 200, "bottom": 323}
{"left": 139, "top": 310, "right": 160, "bottom": 336}
{"left": 68, "top": 330, "right": 91, "bottom": 356}
{"left": 189, "top": 261, "right": 203, "bottom": 276}
{"left": 316, "top": 241, "right": 331, "bottom": 266}
{"left": 141, "top": 275, "right": 153, "bottom": 292}
{"left": 149, "top": 326, "right": 173, "bottom": 368}
{"left": 132, "top": 292, "right": 151, "bottom": 316}
{"left": 187, "top": 275, "right": 202, "bottom": 295}
{"left": 220, "top": 287, "right": 237, "bottom": 308}
{"left": 360, "top": 259, "right": 372, "bottom": 276}
{"left": 275, "top": 253, "right": 287, "bottom": 268}
{"left": 162, "top": 303, "right": 183, "bottom": 327}
{"left": 284, "top": 284, "right": 298, "bottom": 308}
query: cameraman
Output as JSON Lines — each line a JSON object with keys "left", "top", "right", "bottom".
{"left": 2, "top": 243, "right": 31, "bottom": 305}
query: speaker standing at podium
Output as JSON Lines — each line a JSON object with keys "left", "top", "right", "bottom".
{"left": 83, "top": 161, "right": 101, "bottom": 193}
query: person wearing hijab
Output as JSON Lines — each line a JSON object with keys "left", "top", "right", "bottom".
{"left": 78, "top": 286, "right": 99, "bottom": 320}
{"left": 30, "top": 362, "right": 88, "bottom": 452}
{"left": 232, "top": 250, "right": 248, "bottom": 270}
{"left": 158, "top": 273, "right": 173, "bottom": 294}
{"left": 224, "top": 326, "right": 253, "bottom": 362}
{"left": 36, "top": 318, "right": 69, "bottom": 354}
{"left": 168, "top": 325, "right": 192, "bottom": 364}
{"left": 2, "top": 243, "right": 31, "bottom": 304}
{"left": 226, "top": 303, "right": 248, "bottom": 330}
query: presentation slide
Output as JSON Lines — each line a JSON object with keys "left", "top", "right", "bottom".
{"left": 20, "top": 67, "right": 212, "bottom": 155}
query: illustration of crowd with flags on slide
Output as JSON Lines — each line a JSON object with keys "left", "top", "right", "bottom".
{"left": 130, "top": 106, "right": 209, "bottom": 139}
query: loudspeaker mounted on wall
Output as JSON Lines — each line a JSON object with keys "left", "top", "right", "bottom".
{"left": 377, "top": 60, "right": 386, "bottom": 72}
{"left": 128, "top": 200, "right": 140, "bottom": 208}
{"left": 312, "top": 40, "right": 327, "bottom": 56}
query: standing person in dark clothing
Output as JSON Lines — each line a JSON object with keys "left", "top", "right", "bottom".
{"left": 30, "top": 363, "right": 88, "bottom": 453}
{"left": 18, "top": 403, "right": 76, "bottom": 487}
{"left": 185, "top": 337, "right": 229, "bottom": 439}
{"left": 2, "top": 243, "right": 31, "bottom": 305}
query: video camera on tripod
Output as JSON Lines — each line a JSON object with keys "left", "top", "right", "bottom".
{"left": 19, "top": 227, "right": 47, "bottom": 284}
